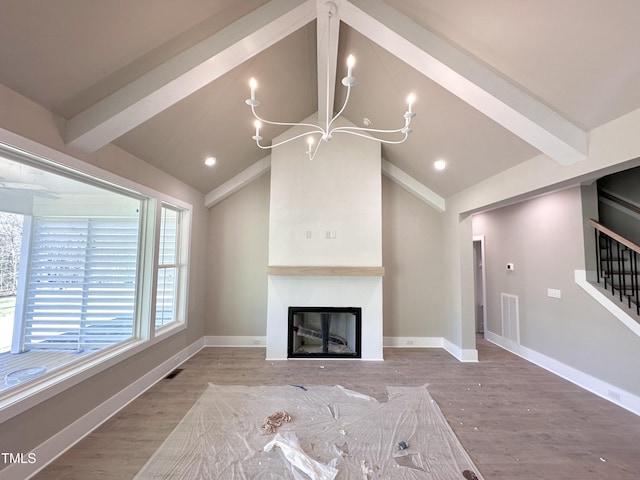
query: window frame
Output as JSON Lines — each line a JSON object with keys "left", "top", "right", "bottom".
{"left": 153, "top": 202, "right": 191, "bottom": 334}
{"left": 0, "top": 136, "right": 192, "bottom": 422}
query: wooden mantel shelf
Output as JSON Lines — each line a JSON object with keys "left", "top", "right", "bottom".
{"left": 267, "top": 266, "right": 385, "bottom": 277}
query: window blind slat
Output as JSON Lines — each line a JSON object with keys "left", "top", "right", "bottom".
{"left": 22, "top": 217, "right": 139, "bottom": 351}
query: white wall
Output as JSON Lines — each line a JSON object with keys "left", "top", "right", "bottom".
{"left": 268, "top": 116, "right": 382, "bottom": 266}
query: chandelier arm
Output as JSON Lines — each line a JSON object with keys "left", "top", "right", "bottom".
{"left": 264, "top": 130, "right": 325, "bottom": 149}
{"left": 332, "top": 129, "right": 410, "bottom": 145}
{"left": 251, "top": 107, "right": 323, "bottom": 131}
{"left": 327, "top": 83, "right": 352, "bottom": 131}
{"left": 331, "top": 125, "right": 407, "bottom": 135}
{"left": 254, "top": 141, "right": 274, "bottom": 150}
{"left": 308, "top": 139, "right": 323, "bottom": 161}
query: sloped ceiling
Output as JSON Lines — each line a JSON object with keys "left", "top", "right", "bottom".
{"left": 1, "top": 0, "right": 640, "bottom": 199}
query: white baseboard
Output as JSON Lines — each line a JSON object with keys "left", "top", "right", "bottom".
{"left": 485, "top": 330, "right": 640, "bottom": 416}
{"left": 204, "top": 336, "right": 480, "bottom": 363}
{"left": 383, "top": 336, "right": 443, "bottom": 348}
{"left": 383, "top": 336, "right": 478, "bottom": 363}
{"left": 204, "top": 335, "right": 266, "bottom": 347}
{"left": 2, "top": 338, "right": 205, "bottom": 480}
{"left": 442, "top": 338, "right": 479, "bottom": 363}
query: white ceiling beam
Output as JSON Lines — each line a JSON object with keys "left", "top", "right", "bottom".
{"left": 65, "top": 0, "right": 317, "bottom": 152}
{"left": 316, "top": 1, "right": 341, "bottom": 126}
{"left": 382, "top": 159, "right": 445, "bottom": 212}
{"left": 343, "top": 0, "right": 588, "bottom": 165}
{"left": 204, "top": 156, "right": 271, "bottom": 208}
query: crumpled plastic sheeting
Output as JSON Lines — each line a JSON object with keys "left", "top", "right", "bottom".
{"left": 264, "top": 432, "right": 338, "bottom": 480}
{"left": 134, "top": 384, "right": 484, "bottom": 480}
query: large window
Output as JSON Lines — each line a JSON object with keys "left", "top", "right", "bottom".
{"left": 0, "top": 143, "right": 190, "bottom": 401}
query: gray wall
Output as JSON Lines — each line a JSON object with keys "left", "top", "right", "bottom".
{"left": 382, "top": 176, "right": 445, "bottom": 337}
{"left": 206, "top": 172, "right": 270, "bottom": 336}
{"left": 205, "top": 174, "right": 448, "bottom": 340}
{"left": 473, "top": 186, "right": 640, "bottom": 397}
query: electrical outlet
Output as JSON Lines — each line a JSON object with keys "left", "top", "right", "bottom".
{"left": 547, "top": 288, "right": 562, "bottom": 299}
{"left": 607, "top": 389, "right": 622, "bottom": 402}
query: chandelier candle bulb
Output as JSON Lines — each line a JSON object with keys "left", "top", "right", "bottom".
{"left": 253, "top": 120, "right": 262, "bottom": 141}
{"left": 347, "top": 55, "right": 355, "bottom": 77}
{"left": 407, "top": 93, "right": 415, "bottom": 114}
{"left": 250, "top": 78, "right": 257, "bottom": 101}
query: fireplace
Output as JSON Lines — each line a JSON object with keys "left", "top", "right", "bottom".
{"left": 287, "top": 307, "right": 361, "bottom": 358}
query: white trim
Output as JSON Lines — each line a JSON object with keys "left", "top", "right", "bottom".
{"left": 381, "top": 159, "right": 445, "bottom": 211}
{"left": 204, "top": 156, "right": 271, "bottom": 207}
{"left": 485, "top": 330, "right": 640, "bottom": 416}
{"left": 204, "top": 335, "right": 267, "bottom": 347}
{"left": 1, "top": 338, "right": 205, "bottom": 480}
{"left": 574, "top": 269, "right": 640, "bottom": 338}
{"left": 472, "top": 235, "right": 488, "bottom": 335}
{"left": 204, "top": 335, "right": 482, "bottom": 364}
{"left": 383, "top": 336, "right": 478, "bottom": 362}
{"left": 383, "top": 336, "right": 443, "bottom": 348}
{"left": 443, "top": 338, "right": 479, "bottom": 363}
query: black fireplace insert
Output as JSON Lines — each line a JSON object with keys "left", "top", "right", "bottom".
{"left": 287, "top": 306, "right": 361, "bottom": 358}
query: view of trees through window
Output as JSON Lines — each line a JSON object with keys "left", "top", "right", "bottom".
{"left": 0, "top": 212, "right": 23, "bottom": 353}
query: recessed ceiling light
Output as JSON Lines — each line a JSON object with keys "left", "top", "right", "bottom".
{"left": 204, "top": 156, "right": 217, "bottom": 167}
{"left": 434, "top": 159, "right": 446, "bottom": 171}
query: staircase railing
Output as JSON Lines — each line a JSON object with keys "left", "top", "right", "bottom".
{"left": 590, "top": 218, "right": 640, "bottom": 315}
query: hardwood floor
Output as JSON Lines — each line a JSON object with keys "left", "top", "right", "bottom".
{"left": 34, "top": 337, "right": 640, "bottom": 479}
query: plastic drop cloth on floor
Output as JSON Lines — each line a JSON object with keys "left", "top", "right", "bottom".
{"left": 134, "top": 384, "right": 484, "bottom": 480}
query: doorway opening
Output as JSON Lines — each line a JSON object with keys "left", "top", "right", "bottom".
{"left": 473, "top": 236, "right": 487, "bottom": 335}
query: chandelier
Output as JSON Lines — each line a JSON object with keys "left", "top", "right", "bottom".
{"left": 245, "top": 2, "right": 416, "bottom": 161}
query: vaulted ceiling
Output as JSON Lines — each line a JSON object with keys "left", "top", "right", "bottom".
{"left": 1, "top": 0, "right": 640, "bottom": 200}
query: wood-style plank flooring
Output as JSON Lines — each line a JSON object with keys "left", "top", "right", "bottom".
{"left": 33, "top": 337, "right": 640, "bottom": 479}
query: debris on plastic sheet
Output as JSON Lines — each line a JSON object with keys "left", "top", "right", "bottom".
{"left": 393, "top": 442, "right": 429, "bottom": 473}
{"left": 291, "top": 385, "right": 308, "bottom": 391}
{"left": 261, "top": 411, "right": 292, "bottom": 435}
{"left": 327, "top": 404, "right": 337, "bottom": 420}
{"left": 360, "top": 459, "right": 373, "bottom": 479}
{"left": 263, "top": 431, "right": 339, "bottom": 480}
{"left": 134, "top": 384, "right": 486, "bottom": 480}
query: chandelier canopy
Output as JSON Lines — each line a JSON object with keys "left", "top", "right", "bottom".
{"left": 245, "top": 2, "right": 416, "bottom": 161}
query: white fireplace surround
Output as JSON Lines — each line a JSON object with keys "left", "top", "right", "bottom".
{"left": 265, "top": 115, "right": 383, "bottom": 361}
{"left": 266, "top": 274, "right": 383, "bottom": 360}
